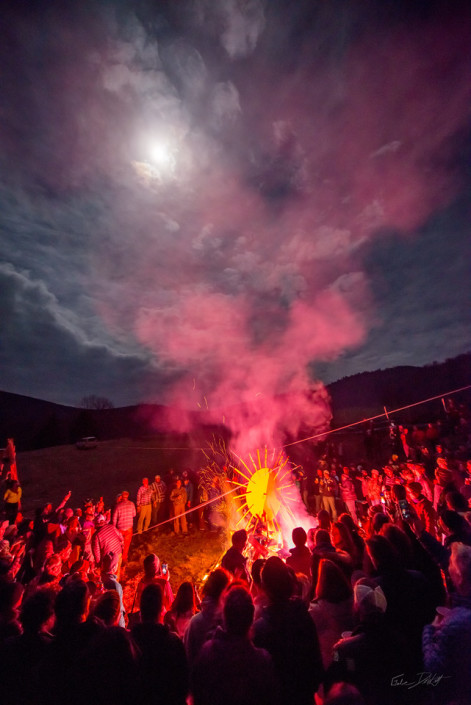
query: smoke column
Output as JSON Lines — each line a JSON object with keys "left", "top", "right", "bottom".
{"left": 0, "top": 1, "right": 469, "bottom": 450}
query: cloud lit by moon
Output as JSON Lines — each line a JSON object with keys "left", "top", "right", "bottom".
{"left": 0, "top": 0, "right": 469, "bottom": 451}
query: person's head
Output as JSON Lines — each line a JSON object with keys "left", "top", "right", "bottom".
{"left": 154, "top": 475, "right": 161, "bottom": 483}
{"left": 324, "top": 470, "right": 330, "bottom": 479}
{"left": 314, "top": 528, "right": 333, "bottom": 549}
{"left": 445, "top": 491, "right": 469, "bottom": 513}
{"left": 251, "top": 558, "right": 266, "bottom": 588}
{"left": 54, "top": 580, "right": 90, "bottom": 629}
{"left": 366, "top": 535, "right": 400, "bottom": 573}
{"left": 70, "top": 559, "right": 90, "bottom": 581}
{"left": 342, "top": 467, "right": 350, "bottom": 476}
{"left": 406, "top": 482, "right": 423, "bottom": 501}
{"left": 140, "top": 583, "right": 163, "bottom": 623}
{"left": 175, "top": 479, "right": 182, "bottom": 489}
{"left": 223, "top": 586, "right": 254, "bottom": 637}
{"left": 324, "top": 683, "right": 366, "bottom": 705}
{"left": 315, "top": 559, "right": 352, "bottom": 603}
{"left": 379, "top": 524, "right": 412, "bottom": 567}
{"left": 142, "top": 477, "right": 149, "bottom": 487}
{"left": 92, "top": 589, "right": 121, "bottom": 626}
{"left": 436, "top": 457, "right": 448, "bottom": 470}
{"left": 370, "top": 512, "right": 388, "bottom": 535}
{"left": 56, "top": 536, "right": 72, "bottom": 561}
{"left": 143, "top": 553, "right": 161, "bottom": 577}
{"left": 353, "top": 577, "right": 387, "bottom": 624}
{"left": 401, "top": 468, "right": 414, "bottom": 483}
{"left": 171, "top": 581, "right": 197, "bottom": 615}
{"left": 371, "top": 469, "right": 379, "bottom": 478}
{"left": 449, "top": 542, "right": 471, "bottom": 597}
{"left": 331, "top": 522, "right": 354, "bottom": 555}
{"left": 261, "top": 557, "right": 293, "bottom": 602}
{"left": 306, "top": 527, "right": 316, "bottom": 551}
{"left": 339, "top": 513, "right": 358, "bottom": 533}
{"left": 292, "top": 527, "right": 307, "bottom": 548}
{"left": 20, "top": 587, "right": 55, "bottom": 634}
{"left": 231, "top": 529, "right": 247, "bottom": 551}
{"left": 43, "top": 554, "right": 62, "bottom": 579}
{"left": 202, "top": 568, "right": 231, "bottom": 601}
{"left": 391, "top": 484, "right": 407, "bottom": 502}
{"left": 101, "top": 552, "right": 116, "bottom": 575}
{"left": 95, "top": 514, "right": 106, "bottom": 528}
{"left": 121, "top": 491, "right": 130, "bottom": 501}
{"left": 317, "top": 509, "right": 331, "bottom": 531}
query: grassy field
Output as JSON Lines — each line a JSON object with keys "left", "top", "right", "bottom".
{"left": 17, "top": 437, "right": 206, "bottom": 515}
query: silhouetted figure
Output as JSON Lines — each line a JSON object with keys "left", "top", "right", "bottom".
{"left": 132, "top": 583, "right": 189, "bottom": 705}
{"left": 253, "top": 557, "right": 324, "bottom": 705}
{"left": 192, "top": 586, "right": 279, "bottom": 705}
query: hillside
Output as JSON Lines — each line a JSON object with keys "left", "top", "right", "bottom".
{"left": 1, "top": 353, "right": 470, "bottom": 454}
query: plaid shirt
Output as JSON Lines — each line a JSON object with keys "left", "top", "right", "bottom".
{"left": 92, "top": 523, "right": 124, "bottom": 567}
{"left": 151, "top": 480, "right": 167, "bottom": 503}
{"left": 112, "top": 499, "right": 136, "bottom": 532}
{"left": 137, "top": 485, "right": 153, "bottom": 507}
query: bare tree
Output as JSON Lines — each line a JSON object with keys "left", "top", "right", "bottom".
{"left": 79, "top": 395, "right": 114, "bottom": 410}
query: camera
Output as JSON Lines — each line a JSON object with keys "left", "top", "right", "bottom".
{"left": 162, "top": 563, "right": 168, "bottom": 575}
{"left": 398, "top": 499, "right": 412, "bottom": 521}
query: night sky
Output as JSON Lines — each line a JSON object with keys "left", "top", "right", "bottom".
{"left": 1, "top": 0, "right": 470, "bottom": 424}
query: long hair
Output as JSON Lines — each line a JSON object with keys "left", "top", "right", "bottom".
{"left": 170, "top": 581, "right": 197, "bottom": 616}
{"left": 315, "top": 559, "right": 352, "bottom": 603}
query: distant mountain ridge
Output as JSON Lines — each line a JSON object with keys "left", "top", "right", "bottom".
{"left": 1, "top": 353, "right": 470, "bottom": 452}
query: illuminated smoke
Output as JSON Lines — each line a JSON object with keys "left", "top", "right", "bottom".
{"left": 0, "top": 1, "right": 468, "bottom": 436}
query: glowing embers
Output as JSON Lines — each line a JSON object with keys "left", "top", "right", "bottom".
{"left": 231, "top": 449, "right": 298, "bottom": 534}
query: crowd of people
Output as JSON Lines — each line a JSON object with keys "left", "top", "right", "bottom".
{"left": 0, "top": 407, "right": 470, "bottom": 704}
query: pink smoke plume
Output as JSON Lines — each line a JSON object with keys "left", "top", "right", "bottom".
{"left": 85, "top": 5, "right": 469, "bottom": 454}
{"left": 91, "top": 4, "right": 469, "bottom": 454}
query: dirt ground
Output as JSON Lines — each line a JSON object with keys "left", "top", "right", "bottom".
{"left": 122, "top": 525, "right": 227, "bottom": 613}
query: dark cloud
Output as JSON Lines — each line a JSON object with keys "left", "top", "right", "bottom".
{"left": 0, "top": 0, "right": 469, "bottom": 449}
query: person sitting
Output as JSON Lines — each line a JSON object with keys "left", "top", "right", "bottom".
{"left": 192, "top": 586, "right": 279, "bottom": 705}
{"left": 286, "top": 527, "right": 312, "bottom": 578}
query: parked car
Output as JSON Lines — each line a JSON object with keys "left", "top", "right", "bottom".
{"left": 76, "top": 436, "right": 98, "bottom": 450}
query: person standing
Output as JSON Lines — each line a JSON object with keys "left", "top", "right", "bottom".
{"left": 183, "top": 476, "right": 194, "bottom": 530}
{"left": 339, "top": 468, "right": 358, "bottom": 524}
{"left": 137, "top": 478, "right": 153, "bottom": 534}
{"left": 151, "top": 474, "right": 167, "bottom": 527}
{"left": 320, "top": 470, "right": 338, "bottom": 521}
{"left": 92, "top": 515, "right": 124, "bottom": 575}
{"left": 170, "top": 479, "right": 188, "bottom": 535}
{"left": 3, "top": 479, "right": 22, "bottom": 525}
{"left": 112, "top": 490, "right": 136, "bottom": 564}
